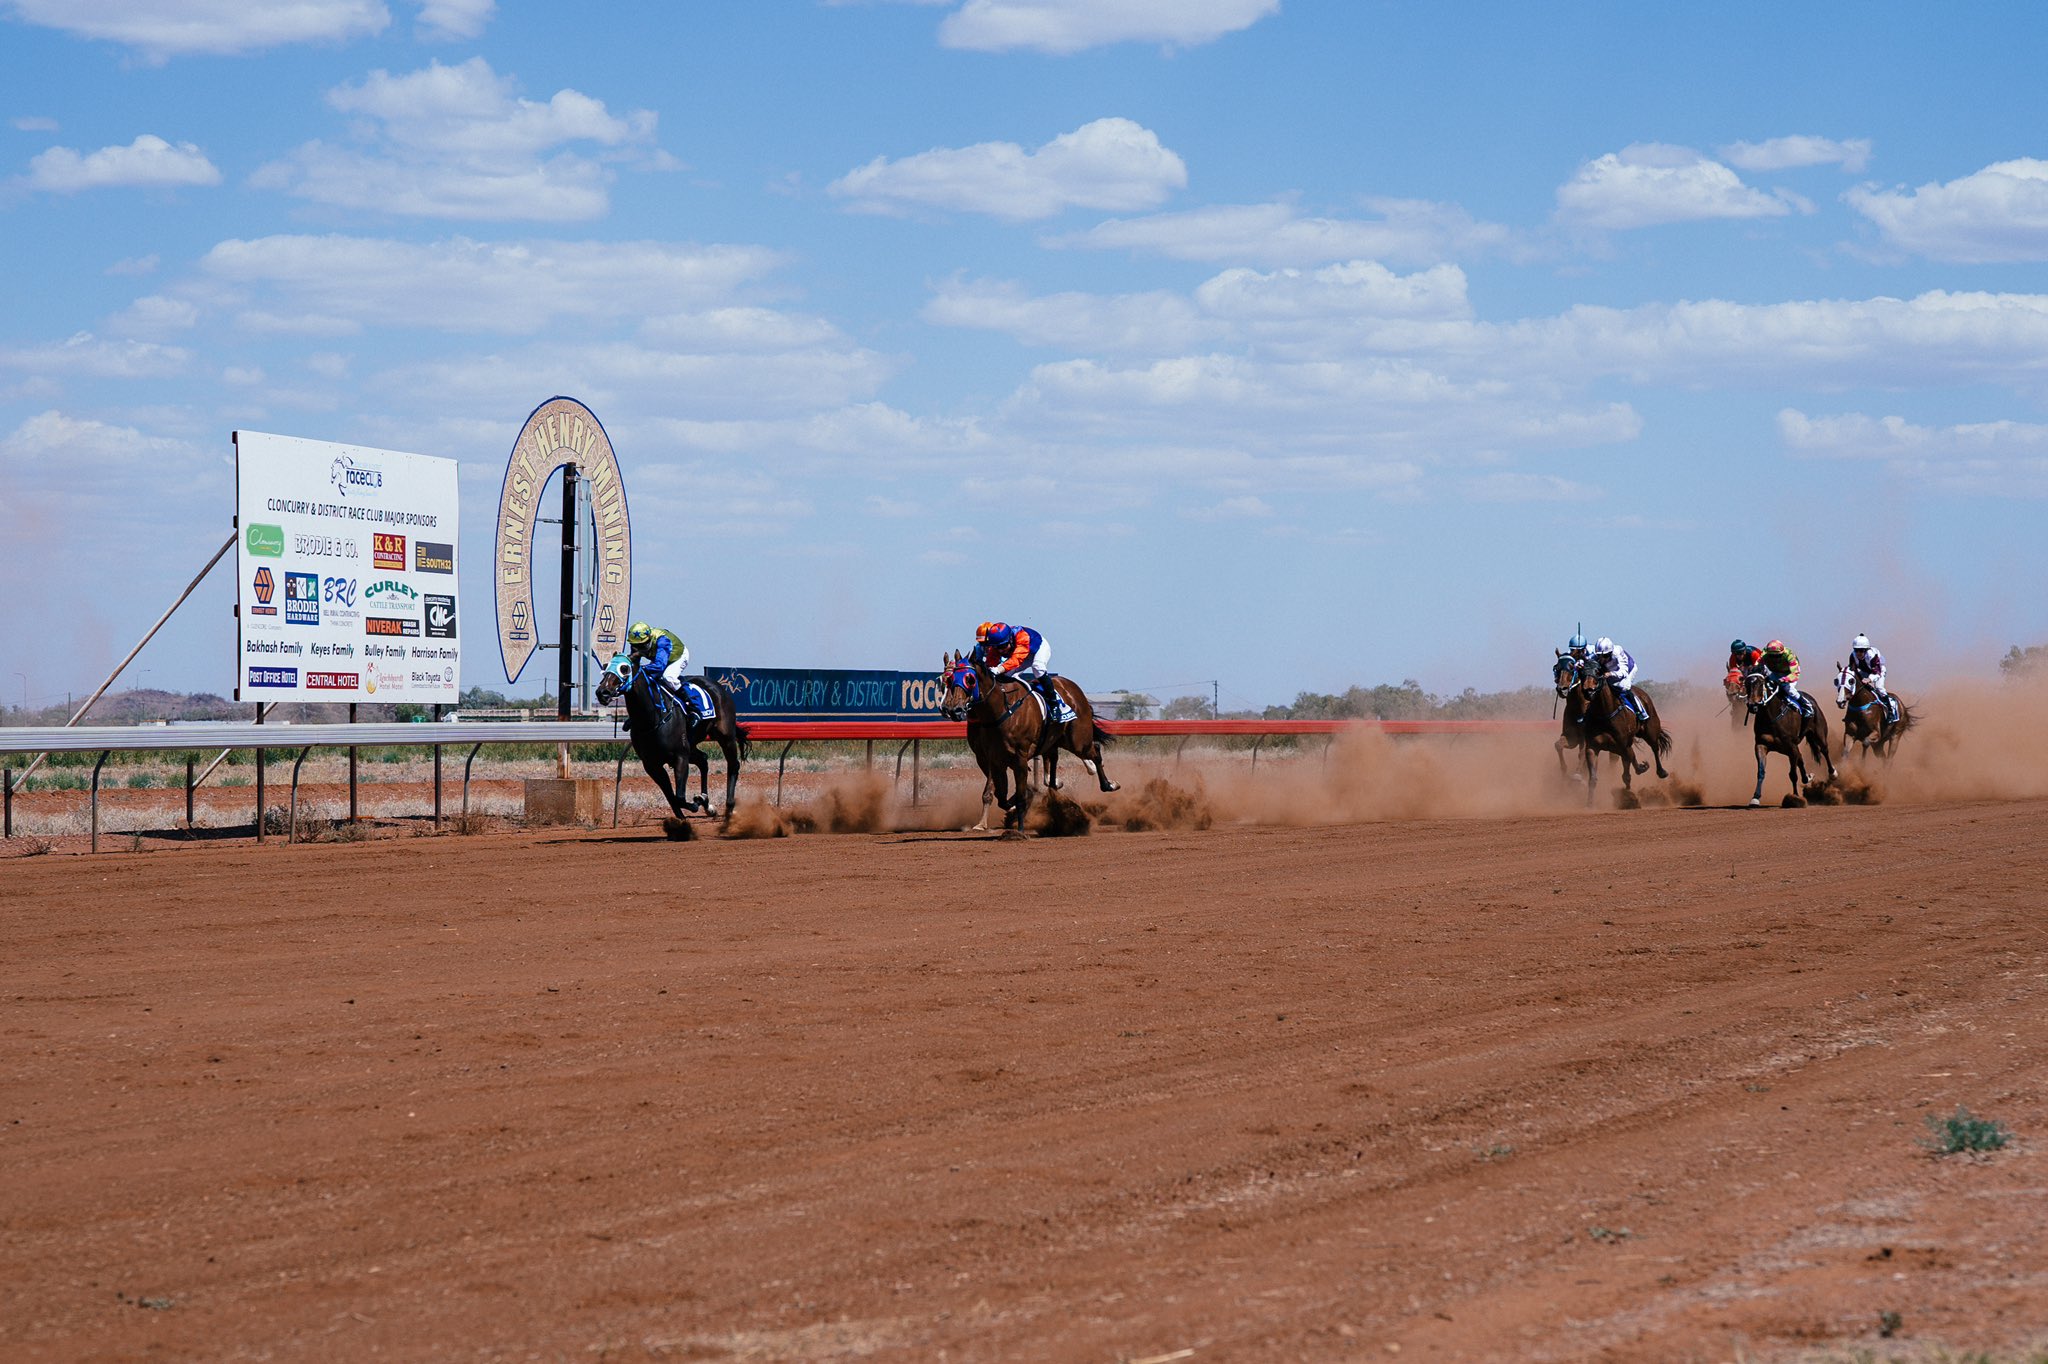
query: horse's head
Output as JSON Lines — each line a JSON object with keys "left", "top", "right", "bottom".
{"left": 1833, "top": 661, "right": 1853, "bottom": 706}
{"left": 937, "top": 649, "right": 978, "bottom": 720}
{"left": 1552, "top": 651, "right": 1583, "bottom": 696}
{"left": 1742, "top": 668, "right": 1775, "bottom": 708}
{"left": 595, "top": 651, "right": 634, "bottom": 706}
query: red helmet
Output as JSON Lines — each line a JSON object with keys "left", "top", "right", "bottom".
{"left": 1766, "top": 639, "right": 1785, "bottom": 653}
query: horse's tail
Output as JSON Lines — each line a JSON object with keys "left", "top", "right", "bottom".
{"left": 734, "top": 720, "right": 752, "bottom": 760}
{"left": 1894, "top": 704, "right": 1916, "bottom": 737}
{"left": 1652, "top": 724, "right": 1673, "bottom": 758}
{"left": 1093, "top": 719, "right": 1116, "bottom": 745}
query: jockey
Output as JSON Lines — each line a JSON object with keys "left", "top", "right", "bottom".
{"left": 1564, "top": 632, "right": 1592, "bottom": 661}
{"left": 975, "top": 620, "right": 1075, "bottom": 723}
{"left": 1760, "top": 639, "right": 1805, "bottom": 708}
{"left": 1847, "top": 633, "right": 1899, "bottom": 723}
{"left": 1590, "top": 636, "right": 1648, "bottom": 722}
{"left": 624, "top": 620, "right": 691, "bottom": 728}
{"left": 1726, "top": 638, "right": 1762, "bottom": 692}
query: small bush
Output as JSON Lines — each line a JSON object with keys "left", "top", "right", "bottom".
{"left": 1923, "top": 1105, "right": 2012, "bottom": 1155}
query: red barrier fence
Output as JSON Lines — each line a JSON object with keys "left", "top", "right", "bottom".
{"left": 737, "top": 717, "right": 1555, "bottom": 741}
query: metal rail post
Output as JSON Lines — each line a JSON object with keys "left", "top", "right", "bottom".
{"left": 461, "top": 742, "right": 484, "bottom": 819}
{"left": 347, "top": 703, "right": 358, "bottom": 823}
{"left": 1250, "top": 734, "right": 1267, "bottom": 774}
{"left": 288, "top": 746, "right": 313, "bottom": 844}
{"left": 613, "top": 748, "right": 627, "bottom": 828}
{"left": 912, "top": 739, "right": 922, "bottom": 806}
{"left": 90, "top": 751, "right": 109, "bottom": 853}
{"left": 775, "top": 740, "right": 794, "bottom": 806}
{"left": 185, "top": 756, "right": 195, "bottom": 828}
{"left": 3, "top": 768, "right": 12, "bottom": 839}
{"left": 432, "top": 704, "right": 443, "bottom": 828}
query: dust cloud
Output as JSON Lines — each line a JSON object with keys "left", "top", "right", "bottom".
{"left": 698, "top": 675, "right": 2048, "bottom": 838}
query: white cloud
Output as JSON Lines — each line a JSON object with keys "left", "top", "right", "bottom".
{"left": 829, "top": 117, "right": 1184, "bottom": 220}
{"left": 414, "top": 0, "right": 492, "bottom": 41}
{"left": 1049, "top": 198, "right": 1520, "bottom": 267}
{"left": 1183, "top": 495, "right": 1273, "bottom": 520}
{"left": 1194, "top": 261, "right": 1472, "bottom": 323}
{"left": 1555, "top": 143, "right": 1792, "bottom": 230}
{"left": 938, "top": 0, "right": 1278, "bottom": 54}
{"left": 105, "top": 254, "right": 160, "bottom": 276}
{"left": 110, "top": 294, "right": 201, "bottom": 336}
{"left": 1463, "top": 472, "right": 1601, "bottom": 503}
{"left": 12, "top": 116, "right": 59, "bottom": 132}
{"left": 4, "top": 0, "right": 389, "bottom": 60}
{"left": 200, "top": 234, "right": 785, "bottom": 334}
{"left": 639, "top": 307, "right": 847, "bottom": 352}
{"left": 923, "top": 276, "right": 1218, "bottom": 351}
{"left": 0, "top": 410, "right": 209, "bottom": 494}
{"left": 1780, "top": 408, "right": 2048, "bottom": 495}
{"left": 252, "top": 58, "right": 658, "bottom": 221}
{"left": 1719, "top": 135, "right": 1872, "bottom": 173}
{"left": 1847, "top": 159, "right": 2048, "bottom": 263}
{"left": 0, "top": 331, "right": 190, "bottom": 378}
{"left": 23, "top": 134, "right": 220, "bottom": 192}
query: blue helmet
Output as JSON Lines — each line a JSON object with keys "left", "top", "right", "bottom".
{"left": 1568, "top": 633, "right": 1588, "bottom": 651}
{"left": 988, "top": 623, "right": 1017, "bottom": 648}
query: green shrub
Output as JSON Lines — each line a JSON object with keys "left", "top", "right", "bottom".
{"left": 1923, "top": 1105, "right": 2012, "bottom": 1155}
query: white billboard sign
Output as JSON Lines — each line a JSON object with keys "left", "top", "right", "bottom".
{"left": 234, "top": 430, "right": 461, "bottom": 705}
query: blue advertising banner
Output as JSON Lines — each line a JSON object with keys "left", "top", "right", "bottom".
{"left": 703, "top": 666, "right": 952, "bottom": 721}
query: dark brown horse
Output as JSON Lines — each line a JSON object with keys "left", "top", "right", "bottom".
{"left": 1743, "top": 668, "right": 1836, "bottom": 806}
{"left": 1833, "top": 662, "right": 1914, "bottom": 759}
{"left": 596, "top": 654, "right": 750, "bottom": 820}
{"left": 1571, "top": 665, "right": 1673, "bottom": 804}
{"left": 937, "top": 650, "right": 1117, "bottom": 832}
{"left": 1552, "top": 653, "right": 1591, "bottom": 779}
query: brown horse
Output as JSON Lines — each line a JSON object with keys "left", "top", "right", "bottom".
{"left": 1552, "top": 653, "right": 1591, "bottom": 779}
{"left": 1571, "top": 666, "right": 1673, "bottom": 804}
{"left": 1743, "top": 668, "right": 1836, "bottom": 806}
{"left": 1833, "top": 662, "right": 1914, "bottom": 759}
{"left": 937, "top": 650, "right": 1118, "bottom": 832}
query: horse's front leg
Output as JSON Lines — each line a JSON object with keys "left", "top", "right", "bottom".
{"left": 1749, "top": 743, "right": 1768, "bottom": 808}
{"left": 1581, "top": 744, "right": 1598, "bottom": 806}
{"left": 644, "top": 755, "right": 691, "bottom": 820}
{"left": 687, "top": 745, "right": 711, "bottom": 812}
{"left": 1006, "top": 759, "right": 1032, "bottom": 830}
{"left": 1044, "top": 745, "right": 1061, "bottom": 791}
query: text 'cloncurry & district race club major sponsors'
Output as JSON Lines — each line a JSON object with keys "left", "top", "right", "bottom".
{"left": 233, "top": 431, "right": 461, "bottom": 704}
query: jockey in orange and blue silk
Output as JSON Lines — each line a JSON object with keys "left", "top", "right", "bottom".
{"left": 974, "top": 621, "right": 1074, "bottom": 722}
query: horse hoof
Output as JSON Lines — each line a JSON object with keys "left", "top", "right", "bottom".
{"left": 1747, "top": 798, "right": 1762, "bottom": 808}
{"left": 1101, "top": 781, "right": 1120, "bottom": 793}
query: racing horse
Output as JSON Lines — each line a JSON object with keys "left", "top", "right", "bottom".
{"left": 597, "top": 653, "right": 750, "bottom": 820}
{"left": 1552, "top": 652, "right": 1592, "bottom": 779}
{"left": 937, "top": 650, "right": 1118, "bottom": 832}
{"left": 1743, "top": 667, "right": 1836, "bottom": 807}
{"left": 1834, "top": 662, "right": 1914, "bottom": 760}
{"left": 1570, "top": 661, "right": 1674, "bottom": 804}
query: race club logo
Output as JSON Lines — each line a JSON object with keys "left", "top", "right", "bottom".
{"left": 372, "top": 532, "right": 406, "bottom": 570}
{"left": 284, "top": 571, "right": 320, "bottom": 626}
{"left": 330, "top": 455, "right": 384, "bottom": 498}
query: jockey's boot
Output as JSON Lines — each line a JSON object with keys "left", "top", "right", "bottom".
{"left": 1626, "top": 691, "right": 1647, "bottom": 724}
{"left": 1041, "top": 678, "right": 1072, "bottom": 723}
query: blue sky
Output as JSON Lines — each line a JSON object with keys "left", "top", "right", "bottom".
{"left": 5, "top": 1, "right": 2047, "bottom": 714}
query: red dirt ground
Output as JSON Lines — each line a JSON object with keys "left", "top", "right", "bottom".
{"left": 3, "top": 796, "right": 2046, "bottom": 1362}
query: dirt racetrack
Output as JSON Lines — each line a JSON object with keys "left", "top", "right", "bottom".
{"left": 5, "top": 792, "right": 2047, "bottom": 1362}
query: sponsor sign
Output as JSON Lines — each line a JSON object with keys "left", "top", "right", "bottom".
{"left": 495, "top": 396, "right": 632, "bottom": 682}
{"left": 702, "top": 667, "right": 955, "bottom": 722}
{"left": 234, "top": 430, "right": 459, "bottom": 703}
{"left": 425, "top": 593, "right": 457, "bottom": 639}
{"left": 307, "top": 671, "right": 359, "bottom": 690}
{"left": 284, "top": 571, "right": 320, "bottom": 626}
{"left": 250, "top": 566, "right": 278, "bottom": 617}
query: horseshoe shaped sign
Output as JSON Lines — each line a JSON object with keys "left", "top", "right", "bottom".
{"left": 493, "top": 396, "right": 632, "bottom": 684}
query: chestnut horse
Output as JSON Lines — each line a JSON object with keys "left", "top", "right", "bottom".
{"left": 1743, "top": 668, "right": 1836, "bottom": 807}
{"left": 937, "top": 650, "right": 1117, "bottom": 832}
{"left": 1833, "top": 662, "right": 1914, "bottom": 760}
{"left": 1570, "top": 664, "right": 1673, "bottom": 804}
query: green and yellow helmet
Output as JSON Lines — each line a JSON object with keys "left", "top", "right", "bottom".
{"left": 627, "top": 621, "right": 653, "bottom": 646}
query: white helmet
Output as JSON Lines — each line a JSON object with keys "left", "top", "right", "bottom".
{"left": 1852, "top": 633, "right": 1872, "bottom": 650}
{"left": 1595, "top": 636, "right": 1615, "bottom": 653}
